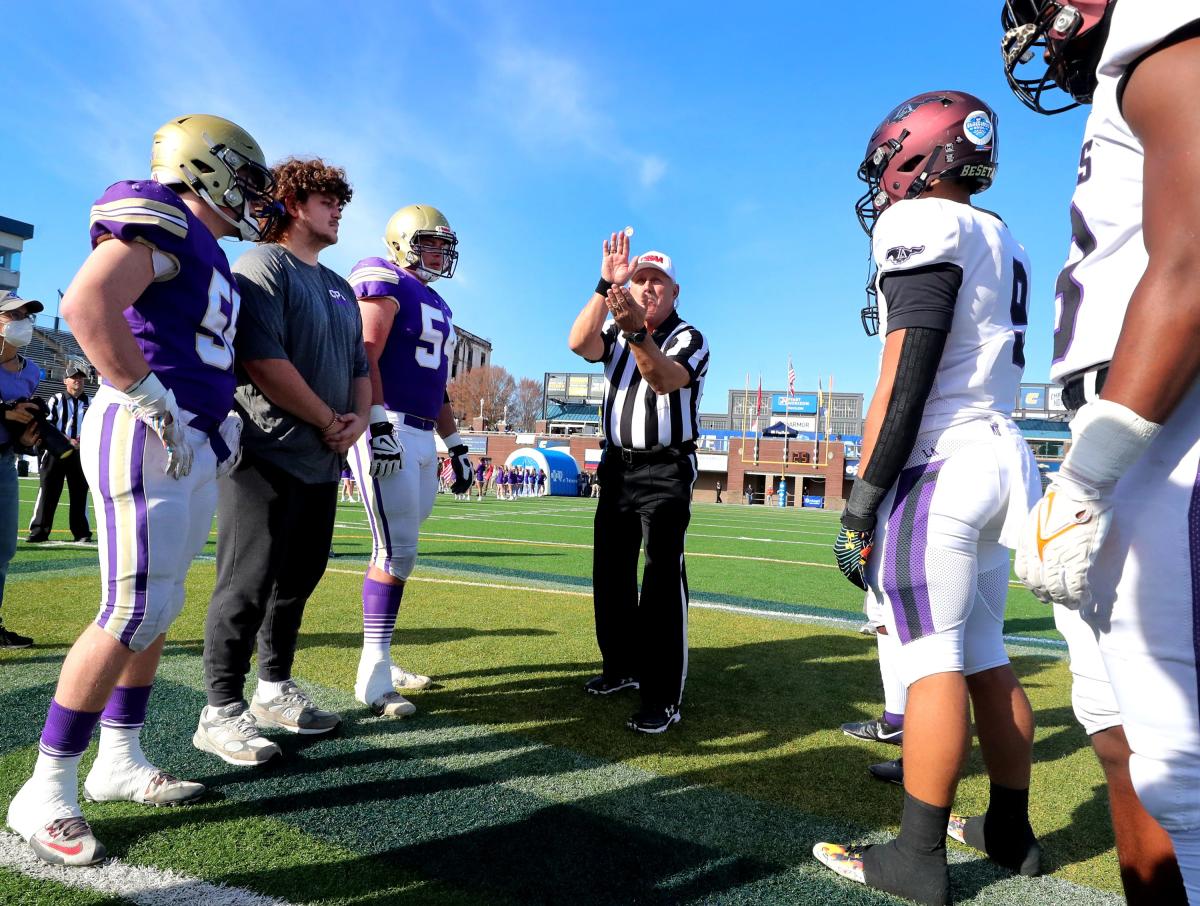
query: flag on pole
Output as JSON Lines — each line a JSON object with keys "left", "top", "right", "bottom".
{"left": 787, "top": 356, "right": 795, "bottom": 397}
{"left": 753, "top": 375, "right": 763, "bottom": 462}
{"left": 816, "top": 378, "right": 823, "bottom": 465}
{"left": 827, "top": 374, "right": 835, "bottom": 461}
{"left": 440, "top": 457, "right": 454, "bottom": 485}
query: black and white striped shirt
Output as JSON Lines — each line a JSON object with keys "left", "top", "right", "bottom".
{"left": 47, "top": 391, "right": 89, "bottom": 441}
{"left": 593, "top": 310, "right": 709, "bottom": 450}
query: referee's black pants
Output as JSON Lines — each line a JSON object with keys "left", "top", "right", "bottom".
{"left": 592, "top": 447, "right": 696, "bottom": 710}
{"left": 29, "top": 451, "right": 91, "bottom": 540}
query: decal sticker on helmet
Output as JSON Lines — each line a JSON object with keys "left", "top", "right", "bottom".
{"left": 963, "top": 110, "right": 994, "bottom": 146}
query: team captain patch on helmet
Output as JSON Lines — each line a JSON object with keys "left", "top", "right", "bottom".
{"left": 383, "top": 205, "right": 459, "bottom": 282}
{"left": 150, "top": 114, "right": 276, "bottom": 242}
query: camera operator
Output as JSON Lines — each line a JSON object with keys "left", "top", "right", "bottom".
{"left": 0, "top": 293, "right": 46, "bottom": 648}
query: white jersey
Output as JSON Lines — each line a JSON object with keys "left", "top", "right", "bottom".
{"left": 1050, "top": 2, "right": 1200, "bottom": 383}
{"left": 872, "top": 197, "right": 1030, "bottom": 432}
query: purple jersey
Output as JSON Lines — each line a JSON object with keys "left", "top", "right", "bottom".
{"left": 348, "top": 257, "right": 455, "bottom": 422}
{"left": 90, "top": 181, "right": 237, "bottom": 423}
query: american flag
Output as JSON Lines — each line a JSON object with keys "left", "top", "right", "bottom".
{"left": 440, "top": 457, "right": 454, "bottom": 484}
{"left": 787, "top": 357, "right": 795, "bottom": 396}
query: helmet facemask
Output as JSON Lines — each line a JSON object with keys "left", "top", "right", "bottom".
{"left": 405, "top": 232, "right": 459, "bottom": 283}
{"left": 1001, "top": 0, "right": 1111, "bottom": 113}
{"left": 179, "top": 135, "right": 278, "bottom": 241}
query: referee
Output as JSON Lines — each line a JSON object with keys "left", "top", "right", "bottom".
{"left": 568, "top": 230, "right": 709, "bottom": 733}
{"left": 27, "top": 359, "right": 92, "bottom": 543}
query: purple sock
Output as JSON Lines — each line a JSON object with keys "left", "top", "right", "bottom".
{"left": 363, "top": 576, "right": 404, "bottom": 650}
{"left": 883, "top": 710, "right": 905, "bottom": 728}
{"left": 39, "top": 700, "right": 102, "bottom": 758}
{"left": 100, "top": 685, "right": 153, "bottom": 730}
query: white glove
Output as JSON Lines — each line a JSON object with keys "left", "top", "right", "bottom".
{"left": 367, "top": 405, "right": 403, "bottom": 478}
{"left": 1014, "top": 399, "right": 1160, "bottom": 610}
{"left": 216, "top": 411, "right": 243, "bottom": 479}
{"left": 124, "top": 372, "right": 194, "bottom": 479}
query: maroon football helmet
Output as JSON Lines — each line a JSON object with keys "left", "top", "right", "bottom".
{"left": 855, "top": 91, "right": 999, "bottom": 235}
{"left": 855, "top": 91, "right": 999, "bottom": 335}
{"left": 1001, "top": 1, "right": 1115, "bottom": 113}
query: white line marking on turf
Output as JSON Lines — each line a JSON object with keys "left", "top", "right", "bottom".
{"left": 323, "top": 568, "right": 1067, "bottom": 653}
{"left": 0, "top": 832, "right": 295, "bottom": 905}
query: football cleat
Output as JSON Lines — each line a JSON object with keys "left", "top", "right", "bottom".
{"left": 84, "top": 762, "right": 205, "bottom": 807}
{"left": 366, "top": 691, "right": 417, "bottom": 719}
{"left": 627, "top": 705, "right": 681, "bottom": 734}
{"left": 812, "top": 842, "right": 867, "bottom": 885}
{"left": 193, "top": 702, "right": 281, "bottom": 766}
{"left": 868, "top": 758, "right": 905, "bottom": 785}
{"left": 391, "top": 664, "right": 432, "bottom": 691}
{"left": 583, "top": 675, "right": 639, "bottom": 696}
{"left": 250, "top": 682, "right": 341, "bottom": 735}
{"left": 0, "top": 618, "right": 33, "bottom": 648}
{"left": 841, "top": 717, "right": 904, "bottom": 745}
{"left": 947, "top": 812, "right": 1043, "bottom": 876}
{"left": 7, "top": 785, "right": 106, "bottom": 867}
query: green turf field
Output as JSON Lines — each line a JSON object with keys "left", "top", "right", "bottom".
{"left": 0, "top": 479, "right": 1122, "bottom": 904}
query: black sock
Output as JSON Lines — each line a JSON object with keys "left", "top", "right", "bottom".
{"left": 962, "top": 783, "right": 1041, "bottom": 876}
{"left": 863, "top": 791, "right": 951, "bottom": 906}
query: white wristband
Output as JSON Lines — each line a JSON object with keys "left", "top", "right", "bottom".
{"left": 1058, "top": 399, "right": 1161, "bottom": 497}
{"left": 123, "top": 372, "right": 168, "bottom": 409}
{"left": 443, "top": 432, "right": 463, "bottom": 449}
{"left": 369, "top": 404, "right": 388, "bottom": 424}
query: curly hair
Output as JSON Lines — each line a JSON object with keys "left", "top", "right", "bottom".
{"left": 259, "top": 157, "right": 353, "bottom": 244}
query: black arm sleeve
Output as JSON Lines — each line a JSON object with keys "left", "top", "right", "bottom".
{"left": 879, "top": 263, "right": 962, "bottom": 333}
{"left": 843, "top": 326, "right": 948, "bottom": 528}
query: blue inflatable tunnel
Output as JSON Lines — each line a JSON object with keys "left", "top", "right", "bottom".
{"left": 504, "top": 447, "right": 580, "bottom": 496}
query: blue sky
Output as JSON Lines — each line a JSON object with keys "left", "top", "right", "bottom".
{"left": 4, "top": 2, "right": 1088, "bottom": 412}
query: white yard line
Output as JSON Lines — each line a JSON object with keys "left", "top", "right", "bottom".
{"left": 323, "top": 567, "right": 1066, "bottom": 653}
{"left": 0, "top": 833, "right": 294, "bottom": 906}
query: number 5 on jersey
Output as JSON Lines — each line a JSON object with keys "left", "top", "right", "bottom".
{"left": 415, "top": 302, "right": 453, "bottom": 370}
{"left": 197, "top": 270, "right": 240, "bottom": 370}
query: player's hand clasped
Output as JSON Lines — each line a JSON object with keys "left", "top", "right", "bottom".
{"left": 125, "top": 372, "right": 194, "bottom": 479}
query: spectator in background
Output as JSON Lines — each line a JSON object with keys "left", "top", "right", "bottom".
{"left": 28, "top": 359, "right": 93, "bottom": 543}
{"left": 715, "top": 480, "right": 722, "bottom": 504}
{"left": 0, "top": 293, "right": 44, "bottom": 647}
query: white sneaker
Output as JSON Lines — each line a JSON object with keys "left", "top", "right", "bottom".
{"left": 390, "top": 664, "right": 431, "bottom": 691}
{"left": 357, "top": 661, "right": 417, "bottom": 718}
{"left": 84, "top": 761, "right": 205, "bottom": 806}
{"left": 7, "top": 783, "right": 106, "bottom": 866}
{"left": 193, "top": 702, "right": 281, "bottom": 766}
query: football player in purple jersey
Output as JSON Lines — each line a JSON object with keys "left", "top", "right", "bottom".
{"left": 346, "top": 205, "right": 473, "bottom": 717}
{"left": 5, "top": 114, "right": 272, "bottom": 866}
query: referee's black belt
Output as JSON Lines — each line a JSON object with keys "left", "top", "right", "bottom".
{"left": 612, "top": 441, "right": 695, "bottom": 466}
{"left": 1060, "top": 365, "right": 1108, "bottom": 413}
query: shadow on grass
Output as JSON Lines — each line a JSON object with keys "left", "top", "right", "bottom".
{"left": 1003, "top": 616, "right": 1058, "bottom": 635}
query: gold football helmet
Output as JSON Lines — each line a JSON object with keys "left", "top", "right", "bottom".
{"left": 151, "top": 114, "right": 274, "bottom": 241}
{"left": 383, "top": 205, "right": 459, "bottom": 281}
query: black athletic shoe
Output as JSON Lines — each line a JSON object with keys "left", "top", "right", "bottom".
{"left": 74, "top": 535, "right": 94, "bottom": 543}
{"left": 869, "top": 758, "right": 904, "bottom": 785}
{"left": 627, "top": 705, "right": 680, "bottom": 734}
{"left": 0, "top": 620, "right": 33, "bottom": 648}
{"left": 583, "top": 675, "right": 639, "bottom": 696}
{"left": 24, "top": 534, "right": 48, "bottom": 544}
{"left": 841, "top": 717, "right": 903, "bottom": 745}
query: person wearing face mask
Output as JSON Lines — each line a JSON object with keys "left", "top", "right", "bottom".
{"left": 0, "top": 292, "right": 44, "bottom": 648}
{"left": 568, "top": 234, "right": 710, "bottom": 734}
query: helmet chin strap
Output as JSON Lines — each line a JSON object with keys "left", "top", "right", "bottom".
{"left": 171, "top": 166, "right": 261, "bottom": 241}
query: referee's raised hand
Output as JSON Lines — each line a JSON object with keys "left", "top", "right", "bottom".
{"left": 601, "top": 230, "right": 636, "bottom": 285}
